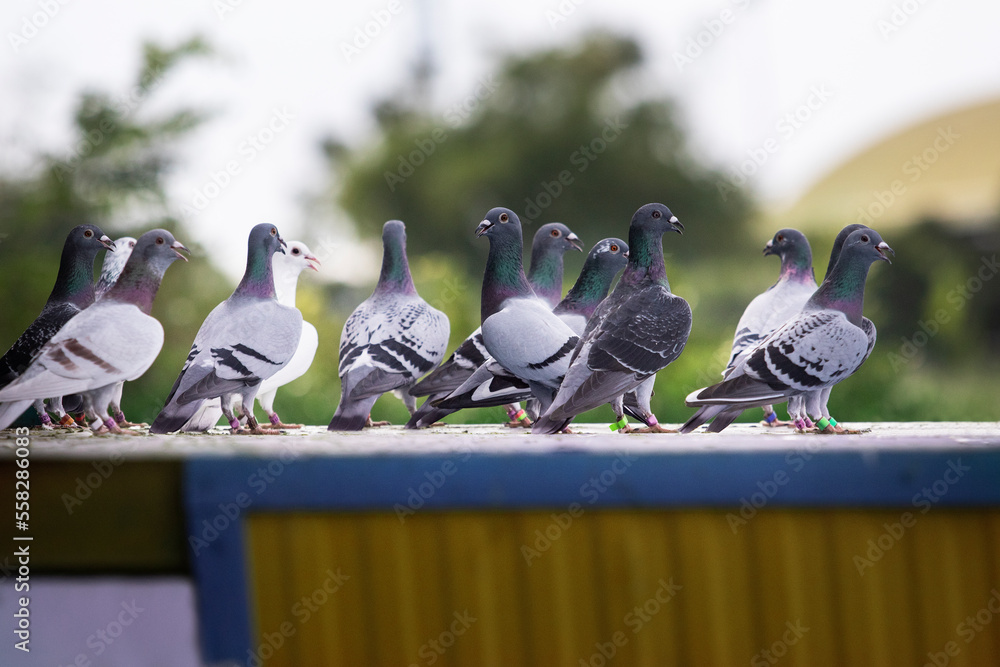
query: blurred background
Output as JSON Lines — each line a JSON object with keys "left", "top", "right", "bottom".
{"left": 1, "top": 0, "right": 999, "bottom": 427}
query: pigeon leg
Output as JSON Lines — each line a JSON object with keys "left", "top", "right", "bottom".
{"left": 609, "top": 396, "right": 633, "bottom": 433}
{"left": 366, "top": 415, "right": 391, "bottom": 427}
{"left": 245, "top": 413, "right": 281, "bottom": 435}
{"left": 33, "top": 400, "right": 55, "bottom": 430}
{"left": 109, "top": 382, "right": 146, "bottom": 427}
{"left": 221, "top": 395, "right": 244, "bottom": 434}
{"left": 503, "top": 403, "right": 532, "bottom": 428}
{"left": 633, "top": 414, "right": 677, "bottom": 434}
{"left": 760, "top": 404, "right": 791, "bottom": 427}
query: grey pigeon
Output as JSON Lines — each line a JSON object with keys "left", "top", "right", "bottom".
{"left": 724, "top": 229, "right": 816, "bottom": 427}
{"left": 0, "top": 230, "right": 187, "bottom": 432}
{"left": 435, "top": 208, "right": 580, "bottom": 421}
{"left": 680, "top": 228, "right": 893, "bottom": 433}
{"left": 150, "top": 224, "right": 301, "bottom": 435}
{"left": 179, "top": 241, "right": 322, "bottom": 431}
{"left": 328, "top": 221, "right": 450, "bottom": 431}
{"left": 533, "top": 203, "right": 691, "bottom": 435}
{"left": 0, "top": 224, "right": 113, "bottom": 428}
{"left": 405, "top": 220, "right": 583, "bottom": 429}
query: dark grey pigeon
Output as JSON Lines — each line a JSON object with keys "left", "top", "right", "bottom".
{"left": 405, "top": 220, "right": 583, "bottom": 429}
{"left": 681, "top": 228, "right": 892, "bottom": 434}
{"left": 150, "top": 224, "right": 300, "bottom": 435}
{"left": 0, "top": 224, "right": 113, "bottom": 428}
{"left": 328, "top": 220, "right": 450, "bottom": 431}
{"left": 723, "top": 228, "right": 816, "bottom": 427}
{"left": 533, "top": 203, "right": 691, "bottom": 435}
{"left": 0, "top": 230, "right": 187, "bottom": 432}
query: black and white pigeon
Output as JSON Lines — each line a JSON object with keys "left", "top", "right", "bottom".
{"left": 179, "top": 241, "right": 322, "bottom": 431}
{"left": 328, "top": 220, "right": 450, "bottom": 431}
{"left": 792, "top": 223, "right": 877, "bottom": 433}
{"left": 724, "top": 229, "right": 816, "bottom": 427}
{"left": 0, "top": 230, "right": 187, "bottom": 432}
{"left": 532, "top": 203, "right": 691, "bottom": 434}
{"left": 405, "top": 221, "right": 583, "bottom": 429}
{"left": 0, "top": 224, "right": 114, "bottom": 429}
{"left": 432, "top": 236, "right": 630, "bottom": 421}
{"left": 680, "top": 228, "right": 893, "bottom": 434}
{"left": 150, "top": 224, "right": 301, "bottom": 435}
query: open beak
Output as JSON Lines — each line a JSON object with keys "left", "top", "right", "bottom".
{"left": 100, "top": 235, "right": 115, "bottom": 251}
{"left": 567, "top": 233, "right": 584, "bottom": 252}
{"left": 669, "top": 215, "right": 684, "bottom": 234}
{"left": 172, "top": 240, "right": 190, "bottom": 262}
{"left": 475, "top": 219, "right": 493, "bottom": 237}
{"left": 763, "top": 239, "right": 775, "bottom": 256}
{"left": 305, "top": 252, "right": 321, "bottom": 272}
{"left": 278, "top": 236, "right": 287, "bottom": 254}
{"left": 875, "top": 241, "right": 894, "bottom": 263}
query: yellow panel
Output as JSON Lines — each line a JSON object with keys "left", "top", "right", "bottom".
{"left": 245, "top": 509, "right": 1000, "bottom": 667}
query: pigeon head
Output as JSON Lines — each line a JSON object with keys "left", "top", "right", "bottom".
{"left": 237, "top": 224, "right": 285, "bottom": 299}
{"left": 50, "top": 224, "right": 115, "bottom": 307}
{"left": 841, "top": 228, "right": 893, "bottom": 265}
{"left": 272, "top": 241, "right": 320, "bottom": 307}
{"left": 810, "top": 228, "right": 892, "bottom": 325}
{"left": 763, "top": 228, "right": 813, "bottom": 281}
{"left": 632, "top": 203, "right": 683, "bottom": 235}
{"left": 376, "top": 220, "right": 416, "bottom": 295}
{"left": 593, "top": 237, "right": 629, "bottom": 267}
{"left": 824, "top": 223, "right": 871, "bottom": 281}
{"left": 527, "top": 222, "right": 584, "bottom": 308}
{"left": 624, "top": 203, "right": 682, "bottom": 285}
{"left": 556, "top": 237, "right": 630, "bottom": 319}
{"left": 106, "top": 229, "right": 188, "bottom": 314}
{"left": 533, "top": 223, "right": 584, "bottom": 254}
{"left": 69, "top": 224, "right": 115, "bottom": 254}
{"left": 475, "top": 207, "right": 522, "bottom": 241}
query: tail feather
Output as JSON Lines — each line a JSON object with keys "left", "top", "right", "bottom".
{"left": 328, "top": 394, "right": 379, "bottom": 432}
{"left": 679, "top": 404, "right": 728, "bottom": 434}
{"left": 0, "top": 400, "right": 34, "bottom": 431}
{"left": 705, "top": 408, "right": 743, "bottom": 433}
{"left": 150, "top": 398, "right": 208, "bottom": 434}
{"left": 405, "top": 398, "right": 455, "bottom": 429}
{"left": 531, "top": 414, "right": 572, "bottom": 435}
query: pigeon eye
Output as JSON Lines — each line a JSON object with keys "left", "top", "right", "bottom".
{"left": 610, "top": 244, "right": 619, "bottom": 252}
{"left": 270, "top": 227, "right": 277, "bottom": 236}
{"left": 499, "top": 213, "right": 509, "bottom": 223}
{"left": 156, "top": 237, "right": 164, "bottom": 245}
{"left": 84, "top": 229, "right": 94, "bottom": 238}
{"left": 776, "top": 234, "right": 784, "bottom": 242}
{"left": 292, "top": 248, "right": 300, "bottom": 255}
{"left": 652, "top": 210, "right": 662, "bottom": 219}
{"left": 550, "top": 229, "right": 560, "bottom": 237}
{"left": 129, "top": 241, "right": 136, "bottom": 248}
{"left": 861, "top": 234, "right": 870, "bottom": 243}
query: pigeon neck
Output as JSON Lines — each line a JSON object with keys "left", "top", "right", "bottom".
{"left": 808, "top": 254, "right": 872, "bottom": 327}
{"left": 557, "top": 260, "right": 616, "bottom": 320}
{"left": 273, "top": 264, "right": 302, "bottom": 308}
{"left": 481, "top": 236, "right": 533, "bottom": 323}
{"left": 527, "top": 248, "right": 564, "bottom": 307}
{"left": 105, "top": 261, "right": 165, "bottom": 315}
{"left": 623, "top": 228, "right": 669, "bottom": 289}
{"left": 235, "top": 248, "right": 277, "bottom": 299}
{"left": 779, "top": 248, "right": 814, "bottom": 284}
{"left": 49, "top": 242, "right": 98, "bottom": 309}
{"left": 375, "top": 236, "right": 416, "bottom": 296}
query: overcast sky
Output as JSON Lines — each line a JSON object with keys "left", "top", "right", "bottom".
{"left": 3, "top": 0, "right": 999, "bottom": 282}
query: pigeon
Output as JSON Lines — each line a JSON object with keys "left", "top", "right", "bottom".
{"left": 149, "top": 224, "right": 301, "bottom": 435}
{"left": 432, "top": 236, "right": 629, "bottom": 420}
{"left": 179, "top": 241, "right": 321, "bottom": 431}
{"left": 527, "top": 222, "right": 584, "bottom": 308}
{"left": 328, "top": 220, "right": 450, "bottom": 431}
{"left": 680, "top": 228, "right": 893, "bottom": 434}
{"left": 792, "top": 223, "right": 876, "bottom": 433}
{"left": 532, "top": 203, "right": 691, "bottom": 435}
{"left": 95, "top": 237, "right": 137, "bottom": 299}
{"left": 0, "top": 224, "right": 114, "bottom": 429}
{"left": 405, "top": 221, "right": 583, "bottom": 429}
{"left": 434, "top": 207, "right": 580, "bottom": 422}
{"left": 0, "top": 230, "right": 188, "bottom": 432}
{"left": 723, "top": 229, "right": 817, "bottom": 427}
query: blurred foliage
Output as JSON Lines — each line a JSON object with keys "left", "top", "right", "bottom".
{"left": 1, "top": 32, "right": 997, "bottom": 429}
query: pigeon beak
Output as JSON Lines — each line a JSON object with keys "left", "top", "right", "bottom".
{"left": 875, "top": 241, "right": 894, "bottom": 263}
{"left": 171, "top": 241, "right": 190, "bottom": 262}
{"left": 100, "top": 235, "right": 115, "bottom": 251}
{"left": 475, "top": 220, "right": 493, "bottom": 237}
{"left": 763, "top": 239, "right": 775, "bottom": 256}
{"left": 566, "top": 233, "right": 584, "bottom": 252}
{"left": 278, "top": 236, "right": 287, "bottom": 254}
{"left": 305, "top": 253, "right": 321, "bottom": 272}
{"left": 623, "top": 250, "right": 630, "bottom": 259}
{"left": 668, "top": 215, "right": 684, "bottom": 234}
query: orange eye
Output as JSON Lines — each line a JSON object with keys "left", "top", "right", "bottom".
{"left": 499, "top": 213, "right": 509, "bottom": 223}
{"left": 550, "top": 229, "right": 560, "bottom": 237}
{"left": 610, "top": 244, "right": 619, "bottom": 252}
{"left": 84, "top": 230, "right": 94, "bottom": 238}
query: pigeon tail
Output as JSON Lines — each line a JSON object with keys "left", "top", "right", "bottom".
{"left": 328, "top": 394, "right": 380, "bottom": 431}
{"left": 0, "top": 400, "right": 33, "bottom": 431}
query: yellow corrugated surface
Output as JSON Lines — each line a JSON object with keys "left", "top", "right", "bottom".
{"left": 246, "top": 509, "right": 1000, "bottom": 666}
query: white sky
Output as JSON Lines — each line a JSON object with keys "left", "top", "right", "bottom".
{"left": 2, "top": 0, "right": 999, "bottom": 282}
